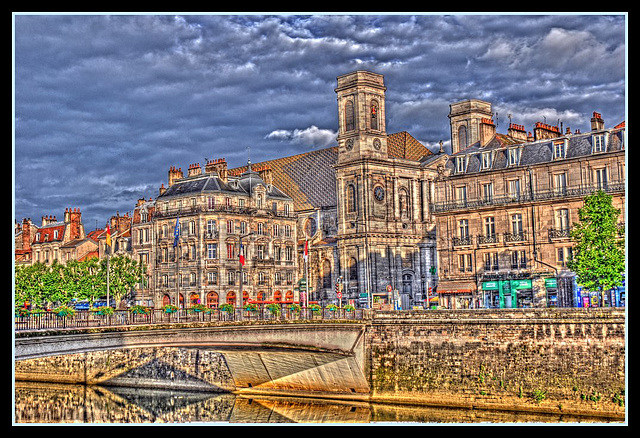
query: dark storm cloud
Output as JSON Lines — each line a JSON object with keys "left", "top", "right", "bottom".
{"left": 14, "top": 13, "right": 626, "bottom": 229}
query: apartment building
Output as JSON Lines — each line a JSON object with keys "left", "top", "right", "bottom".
{"left": 150, "top": 159, "right": 297, "bottom": 308}
{"left": 432, "top": 101, "right": 625, "bottom": 308}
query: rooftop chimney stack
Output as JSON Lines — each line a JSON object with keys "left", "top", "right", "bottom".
{"left": 591, "top": 112, "right": 605, "bottom": 131}
{"left": 205, "top": 158, "right": 228, "bottom": 182}
{"left": 479, "top": 118, "right": 496, "bottom": 147}
{"left": 168, "top": 166, "right": 184, "bottom": 186}
{"left": 187, "top": 163, "right": 202, "bottom": 177}
{"left": 533, "top": 122, "right": 561, "bottom": 141}
{"left": 507, "top": 122, "right": 528, "bottom": 142}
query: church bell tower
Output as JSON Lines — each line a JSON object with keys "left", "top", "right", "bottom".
{"left": 335, "top": 71, "right": 388, "bottom": 163}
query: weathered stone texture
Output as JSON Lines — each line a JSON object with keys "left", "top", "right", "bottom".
{"left": 366, "top": 309, "right": 625, "bottom": 419}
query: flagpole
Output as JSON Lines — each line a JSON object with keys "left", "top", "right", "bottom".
{"left": 105, "top": 224, "right": 111, "bottom": 308}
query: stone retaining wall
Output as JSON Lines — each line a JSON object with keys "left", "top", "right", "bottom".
{"left": 365, "top": 308, "right": 625, "bottom": 419}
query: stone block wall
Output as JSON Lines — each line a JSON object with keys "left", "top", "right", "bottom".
{"left": 365, "top": 308, "right": 625, "bottom": 419}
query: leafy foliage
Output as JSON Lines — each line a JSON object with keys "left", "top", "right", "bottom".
{"left": 567, "top": 190, "right": 625, "bottom": 298}
{"left": 15, "top": 256, "right": 145, "bottom": 310}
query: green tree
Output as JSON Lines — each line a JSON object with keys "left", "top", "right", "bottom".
{"left": 100, "top": 255, "right": 145, "bottom": 307}
{"left": 567, "top": 190, "right": 625, "bottom": 306}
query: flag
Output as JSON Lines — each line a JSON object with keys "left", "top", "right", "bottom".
{"left": 173, "top": 216, "right": 180, "bottom": 247}
{"left": 105, "top": 224, "right": 112, "bottom": 248}
{"left": 303, "top": 240, "right": 308, "bottom": 262}
{"left": 239, "top": 242, "right": 245, "bottom": 266}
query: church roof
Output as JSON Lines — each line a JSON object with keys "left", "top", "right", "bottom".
{"left": 229, "top": 131, "right": 432, "bottom": 212}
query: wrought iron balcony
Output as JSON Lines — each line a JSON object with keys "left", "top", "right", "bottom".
{"left": 477, "top": 234, "right": 498, "bottom": 245}
{"left": 504, "top": 231, "right": 527, "bottom": 243}
{"left": 452, "top": 235, "right": 473, "bottom": 247}
{"left": 548, "top": 228, "right": 571, "bottom": 239}
{"left": 430, "top": 180, "right": 625, "bottom": 213}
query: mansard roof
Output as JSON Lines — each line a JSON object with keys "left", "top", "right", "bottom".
{"left": 445, "top": 125, "right": 625, "bottom": 175}
{"left": 157, "top": 168, "right": 292, "bottom": 201}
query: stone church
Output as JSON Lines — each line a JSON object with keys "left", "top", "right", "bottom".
{"left": 233, "top": 71, "right": 443, "bottom": 308}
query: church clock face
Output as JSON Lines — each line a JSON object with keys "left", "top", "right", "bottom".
{"left": 373, "top": 138, "right": 381, "bottom": 150}
{"left": 345, "top": 139, "right": 354, "bottom": 151}
{"left": 374, "top": 186, "right": 385, "bottom": 202}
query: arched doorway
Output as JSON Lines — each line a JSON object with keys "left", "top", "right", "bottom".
{"left": 242, "top": 291, "right": 249, "bottom": 305}
{"left": 274, "top": 290, "right": 282, "bottom": 302}
{"left": 162, "top": 294, "right": 171, "bottom": 306}
{"left": 190, "top": 293, "right": 200, "bottom": 306}
{"left": 402, "top": 273, "right": 413, "bottom": 296}
{"left": 285, "top": 290, "right": 294, "bottom": 302}
{"left": 226, "top": 291, "right": 236, "bottom": 305}
{"left": 206, "top": 291, "right": 219, "bottom": 308}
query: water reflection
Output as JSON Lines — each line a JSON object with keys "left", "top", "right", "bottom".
{"left": 15, "top": 382, "right": 615, "bottom": 424}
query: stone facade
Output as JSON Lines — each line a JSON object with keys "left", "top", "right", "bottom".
{"left": 334, "top": 71, "right": 440, "bottom": 308}
{"left": 149, "top": 160, "right": 297, "bottom": 308}
{"left": 431, "top": 101, "right": 626, "bottom": 309}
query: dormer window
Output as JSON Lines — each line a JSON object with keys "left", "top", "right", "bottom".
{"left": 553, "top": 140, "right": 567, "bottom": 160}
{"left": 481, "top": 151, "right": 492, "bottom": 169}
{"left": 53, "top": 230, "right": 58, "bottom": 239}
{"left": 455, "top": 156, "right": 466, "bottom": 173}
{"left": 592, "top": 134, "right": 605, "bottom": 153}
{"left": 508, "top": 148, "right": 521, "bottom": 166}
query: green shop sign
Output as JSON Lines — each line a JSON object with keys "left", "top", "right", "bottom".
{"left": 510, "top": 279, "right": 532, "bottom": 290}
{"left": 545, "top": 278, "right": 557, "bottom": 288}
{"left": 482, "top": 281, "right": 499, "bottom": 290}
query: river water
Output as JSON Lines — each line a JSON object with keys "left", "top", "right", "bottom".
{"left": 14, "top": 381, "right": 619, "bottom": 425}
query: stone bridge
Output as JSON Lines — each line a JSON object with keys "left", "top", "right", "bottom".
{"left": 14, "top": 321, "right": 370, "bottom": 399}
{"left": 14, "top": 309, "right": 627, "bottom": 419}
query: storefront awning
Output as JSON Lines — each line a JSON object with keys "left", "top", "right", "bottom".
{"left": 437, "top": 280, "right": 476, "bottom": 294}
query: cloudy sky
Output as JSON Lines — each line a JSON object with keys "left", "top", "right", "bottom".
{"left": 13, "top": 13, "right": 626, "bottom": 231}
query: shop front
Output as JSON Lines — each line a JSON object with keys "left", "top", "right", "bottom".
{"left": 436, "top": 280, "right": 476, "bottom": 309}
{"left": 481, "top": 279, "right": 534, "bottom": 308}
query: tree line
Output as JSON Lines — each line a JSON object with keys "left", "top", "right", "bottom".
{"left": 14, "top": 256, "right": 145, "bottom": 310}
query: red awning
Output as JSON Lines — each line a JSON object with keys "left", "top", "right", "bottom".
{"left": 437, "top": 280, "right": 476, "bottom": 294}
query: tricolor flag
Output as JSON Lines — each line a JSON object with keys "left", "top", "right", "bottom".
{"left": 239, "top": 242, "right": 245, "bottom": 266}
{"left": 303, "top": 240, "right": 308, "bottom": 262}
{"left": 173, "top": 216, "right": 180, "bottom": 247}
{"left": 105, "top": 224, "right": 112, "bottom": 248}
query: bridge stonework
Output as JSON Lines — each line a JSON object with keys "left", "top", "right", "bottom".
{"left": 14, "top": 309, "right": 625, "bottom": 419}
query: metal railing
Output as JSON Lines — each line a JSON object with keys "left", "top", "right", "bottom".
{"left": 14, "top": 306, "right": 370, "bottom": 332}
{"left": 431, "top": 181, "right": 625, "bottom": 213}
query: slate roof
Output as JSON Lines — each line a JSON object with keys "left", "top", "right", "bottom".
{"left": 230, "top": 131, "right": 432, "bottom": 212}
{"left": 445, "top": 126, "right": 625, "bottom": 175}
{"left": 157, "top": 166, "right": 292, "bottom": 201}
{"left": 31, "top": 222, "right": 65, "bottom": 244}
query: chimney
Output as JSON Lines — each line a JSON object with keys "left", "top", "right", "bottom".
{"left": 507, "top": 123, "right": 528, "bottom": 142}
{"left": 479, "top": 118, "right": 496, "bottom": 146}
{"left": 591, "top": 112, "right": 605, "bottom": 131}
{"left": 41, "top": 215, "right": 57, "bottom": 226}
{"left": 205, "top": 158, "right": 228, "bottom": 183}
{"left": 67, "top": 208, "right": 82, "bottom": 240}
{"left": 22, "top": 218, "right": 32, "bottom": 251}
{"left": 533, "top": 122, "right": 561, "bottom": 141}
{"left": 168, "top": 166, "right": 184, "bottom": 186}
{"left": 187, "top": 163, "right": 202, "bottom": 177}
{"left": 159, "top": 183, "right": 166, "bottom": 196}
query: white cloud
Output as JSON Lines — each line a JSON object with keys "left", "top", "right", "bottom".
{"left": 265, "top": 125, "right": 337, "bottom": 148}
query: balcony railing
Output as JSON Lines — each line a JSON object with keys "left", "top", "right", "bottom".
{"left": 504, "top": 231, "right": 527, "bottom": 243}
{"left": 549, "top": 228, "right": 571, "bottom": 239}
{"left": 477, "top": 234, "right": 498, "bottom": 245}
{"left": 431, "top": 181, "right": 625, "bottom": 213}
{"left": 154, "top": 204, "right": 297, "bottom": 220}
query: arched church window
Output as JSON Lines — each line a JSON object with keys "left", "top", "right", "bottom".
{"left": 349, "top": 257, "right": 358, "bottom": 281}
{"left": 345, "top": 101, "right": 355, "bottom": 131}
{"left": 399, "top": 188, "right": 410, "bottom": 218}
{"left": 370, "top": 100, "right": 379, "bottom": 130}
{"left": 458, "top": 125, "right": 468, "bottom": 150}
{"left": 322, "top": 259, "right": 332, "bottom": 289}
{"left": 347, "top": 184, "right": 357, "bottom": 213}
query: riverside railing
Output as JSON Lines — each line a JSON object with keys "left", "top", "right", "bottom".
{"left": 14, "top": 307, "right": 370, "bottom": 332}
